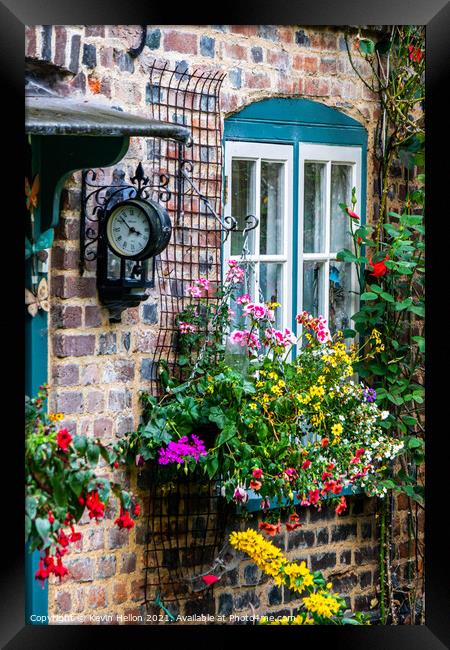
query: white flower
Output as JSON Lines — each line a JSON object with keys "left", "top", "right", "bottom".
{"left": 381, "top": 411, "right": 390, "bottom": 420}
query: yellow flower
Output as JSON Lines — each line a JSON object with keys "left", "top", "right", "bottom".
{"left": 303, "top": 592, "right": 341, "bottom": 618}
{"left": 331, "top": 423, "right": 343, "bottom": 437}
{"left": 278, "top": 380, "right": 286, "bottom": 388}
{"left": 317, "top": 375, "right": 325, "bottom": 385}
{"left": 249, "top": 403, "right": 257, "bottom": 410}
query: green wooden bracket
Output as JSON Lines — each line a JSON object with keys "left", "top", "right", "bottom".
{"left": 25, "top": 133, "right": 130, "bottom": 625}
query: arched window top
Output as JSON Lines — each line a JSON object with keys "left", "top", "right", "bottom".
{"left": 224, "top": 98, "right": 367, "bottom": 147}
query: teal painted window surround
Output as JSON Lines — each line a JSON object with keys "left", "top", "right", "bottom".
{"left": 242, "top": 484, "right": 363, "bottom": 514}
{"left": 224, "top": 98, "right": 368, "bottom": 336}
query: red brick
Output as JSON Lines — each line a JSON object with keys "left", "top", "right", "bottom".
{"left": 230, "top": 26, "right": 258, "bottom": 37}
{"left": 113, "top": 581, "right": 128, "bottom": 604}
{"left": 130, "top": 579, "right": 145, "bottom": 602}
{"left": 25, "top": 26, "right": 37, "bottom": 58}
{"left": 84, "top": 527, "right": 104, "bottom": 551}
{"left": 93, "top": 418, "right": 113, "bottom": 438}
{"left": 304, "top": 78, "right": 330, "bottom": 97}
{"left": 311, "top": 32, "right": 338, "bottom": 50}
{"left": 80, "top": 363, "right": 100, "bottom": 385}
{"left": 320, "top": 57, "right": 337, "bottom": 74}
{"left": 279, "top": 27, "right": 294, "bottom": 44}
{"left": 51, "top": 305, "right": 82, "bottom": 329}
{"left": 87, "top": 585, "right": 107, "bottom": 609}
{"left": 55, "top": 590, "right": 72, "bottom": 613}
{"left": 85, "top": 306, "right": 103, "bottom": 327}
{"left": 52, "top": 246, "right": 79, "bottom": 271}
{"left": 53, "top": 334, "right": 95, "bottom": 357}
{"left": 87, "top": 391, "right": 104, "bottom": 413}
{"left": 222, "top": 42, "right": 247, "bottom": 61}
{"left": 109, "top": 527, "right": 129, "bottom": 550}
{"left": 122, "top": 307, "right": 140, "bottom": 325}
{"left": 163, "top": 30, "right": 197, "bottom": 55}
{"left": 120, "top": 552, "right": 137, "bottom": 574}
{"left": 52, "top": 276, "right": 97, "bottom": 299}
{"left": 293, "top": 54, "right": 303, "bottom": 71}
{"left": 55, "top": 391, "right": 83, "bottom": 414}
{"left": 66, "top": 557, "right": 94, "bottom": 582}
{"left": 304, "top": 56, "right": 318, "bottom": 73}
{"left": 85, "top": 26, "right": 105, "bottom": 37}
{"left": 54, "top": 26, "right": 67, "bottom": 67}
{"left": 52, "top": 363, "right": 80, "bottom": 386}
{"left": 246, "top": 72, "right": 270, "bottom": 89}
{"left": 96, "top": 555, "right": 116, "bottom": 579}
{"left": 74, "top": 588, "right": 85, "bottom": 613}
{"left": 267, "top": 50, "right": 289, "bottom": 70}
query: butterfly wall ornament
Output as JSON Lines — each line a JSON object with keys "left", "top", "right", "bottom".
{"left": 25, "top": 174, "right": 55, "bottom": 260}
{"left": 25, "top": 278, "right": 49, "bottom": 317}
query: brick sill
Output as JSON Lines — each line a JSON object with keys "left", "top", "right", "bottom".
{"left": 242, "top": 484, "right": 364, "bottom": 513}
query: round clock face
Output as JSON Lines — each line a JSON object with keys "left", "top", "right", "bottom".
{"left": 106, "top": 203, "right": 151, "bottom": 258}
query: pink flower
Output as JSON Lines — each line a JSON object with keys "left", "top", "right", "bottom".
{"left": 301, "top": 460, "right": 311, "bottom": 470}
{"left": 236, "top": 293, "right": 251, "bottom": 305}
{"left": 225, "top": 259, "right": 245, "bottom": 284}
{"left": 243, "top": 302, "right": 268, "bottom": 321}
{"left": 197, "top": 277, "right": 210, "bottom": 291}
{"left": 233, "top": 486, "right": 248, "bottom": 503}
{"left": 229, "top": 330, "right": 245, "bottom": 345}
{"left": 229, "top": 330, "right": 261, "bottom": 351}
{"left": 202, "top": 575, "right": 220, "bottom": 586}
{"left": 252, "top": 468, "right": 263, "bottom": 479}
{"left": 179, "top": 321, "right": 196, "bottom": 334}
{"left": 187, "top": 284, "right": 202, "bottom": 298}
{"left": 345, "top": 208, "right": 360, "bottom": 221}
{"left": 264, "top": 327, "right": 296, "bottom": 349}
{"left": 308, "top": 489, "right": 320, "bottom": 505}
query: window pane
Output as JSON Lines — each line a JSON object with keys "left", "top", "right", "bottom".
{"left": 260, "top": 162, "right": 284, "bottom": 254}
{"left": 230, "top": 160, "right": 256, "bottom": 256}
{"left": 303, "top": 163, "right": 326, "bottom": 253}
{"left": 330, "top": 164, "right": 353, "bottom": 253}
{"left": 329, "top": 261, "right": 354, "bottom": 335}
{"left": 303, "top": 261, "right": 324, "bottom": 318}
{"left": 229, "top": 263, "right": 256, "bottom": 327}
{"left": 259, "top": 263, "right": 283, "bottom": 329}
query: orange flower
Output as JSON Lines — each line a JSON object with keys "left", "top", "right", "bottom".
{"left": 250, "top": 480, "right": 262, "bottom": 491}
{"left": 259, "top": 521, "right": 281, "bottom": 536}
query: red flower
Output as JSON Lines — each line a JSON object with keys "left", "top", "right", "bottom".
{"left": 249, "top": 480, "right": 262, "bottom": 491}
{"left": 326, "top": 463, "right": 335, "bottom": 471}
{"left": 408, "top": 45, "right": 423, "bottom": 62}
{"left": 309, "top": 489, "right": 320, "bottom": 505}
{"left": 85, "top": 490, "right": 105, "bottom": 522}
{"left": 114, "top": 508, "right": 135, "bottom": 530}
{"left": 113, "top": 461, "right": 120, "bottom": 469}
{"left": 57, "top": 428, "right": 72, "bottom": 451}
{"left": 69, "top": 526, "right": 82, "bottom": 543}
{"left": 252, "top": 468, "right": 263, "bottom": 479}
{"left": 357, "top": 236, "right": 363, "bottom": 245}
{"left": 57, "top": 530, "right": 70, "bottom": 548}
{"left": 258, "top": 521, "right": 281, "bottom": 536}
{"left": 335, "top": 496, "right": 347, "bottom": 515}
{"left": 48, "top": 511, "right": 55, "bottom": 524}
{"left": 53, "top": 558, "right": 69, "bottom": 580}
{"left": 286, "top": 512, "right": 302, "bottom": 531}
{"left": 301, "top": 460, "right": 311, "bottom": 470}
{"left": 35, "top": 559, "right": 49, "bottom": 583}
{"left": 133, "top": 503, "right": 140, "bottom": 517}
{"left": 322, "top": 471, "right": 333, "bottom": 481}
{"left": 321, "top": 438, "right": 329, "bottom": 448}
{"left": 369, "top": 255, "right": 389, "bottom": 277}
{"left": 346, "top": 208, "right": 360, "bottom": 221}
{"left": 78, "top": 496, "right": 85, "bottom": 506}
{"left": 202, "top": 575, "right": 220, "bottom": 586}
{"left": 44, "top": 554, "right": 55, "bottom": 572}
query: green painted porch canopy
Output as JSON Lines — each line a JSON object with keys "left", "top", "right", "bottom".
{"left": 25, "top": 95, "right": 192, "bottom": 142}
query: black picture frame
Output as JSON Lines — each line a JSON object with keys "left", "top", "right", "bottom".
{"left": 5, "top": 1, "right": 449, "bottom": 647}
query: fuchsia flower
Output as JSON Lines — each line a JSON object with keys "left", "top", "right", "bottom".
{"left": 158, "top": 434, "right": 207, "bottom": 466}
{"left": 179, "top": 321, "right": 196, "bottom": 335}
{"left": 233, "top": 486, "right": 249, "bottom": 503}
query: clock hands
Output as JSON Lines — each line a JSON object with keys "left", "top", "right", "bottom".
{"left": 119, "top": 215, "right": 142, "bottom": 237}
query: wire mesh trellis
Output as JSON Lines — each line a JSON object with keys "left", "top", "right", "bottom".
{"left": 140, "top": 62, "right": 235, "bottom": 613}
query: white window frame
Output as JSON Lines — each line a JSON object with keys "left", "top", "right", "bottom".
{"left": 224, "top": 141, "right": 294, "bottom": 331}
{"left": 298, "top": 143, "right": 362, "bottom": 332}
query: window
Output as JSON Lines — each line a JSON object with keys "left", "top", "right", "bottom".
{"left": 224, "top": 98, "right": 367, "bottom": 339}
{"left": 299, "top": 144, "right": 361, "bottom": 335}
{"left": 224, "top": 142, "right": 293, "bottom": 330}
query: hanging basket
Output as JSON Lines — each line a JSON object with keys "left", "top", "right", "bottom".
{"left": 141, "top": 438, "right": 233, "bottom": 608}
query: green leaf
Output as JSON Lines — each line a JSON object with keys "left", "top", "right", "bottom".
{"left": 68, "top": 473, "right": 84, "bottom": 497}
{"left": 35, "top": 517, "right": 51, "bottom": 543}
{"left": 409, "top": 304, "right": 425, "bottom": 317}
{"left": 342, "top": 617, "right": 361, "bottom": 625}
{"left": 178, "top": 355, "right": 189, "bottom": 367}
{"left": 120, "top": 490, "right": 131, "bottom": 510}
{"left": 380, "top": 292, "right": 395, "bottom": 303}
{"left": 87, "top": 442, "right": 100, "bottom": 467}
{"left": 34, "top": 228, "right": 54, "bottom": 252}
{"left": 208, "top": 406, "right": 226, "bottom": 429}
{"left": 406, "top": 436, "right": 424, "bottom": 450}
{"left": 25, "top": 496, "right": 37, "bottom": 519}
{"left": 369, "top": 284, "right": 383, "bottom": 294}
{"left": 412, "top": 336, "right": 425, "bottom": 353}
{"left": 380, "top": 479, "right": 396, "bottom": 489}
{"left": 25, "top": 514, "right": 32, "bottom": 542}
{"left": 215, "top": 424, "right": 237, "bottom": 447}
{"left": 360, "top": 292, "right": 378, "bottom": 301}
{"left": 402, "top": 416, "right": 418, "bottom": 427}
{"left": 394, "top": 298, "right": 413, "bottom": 311}
{"left": 336, "top": 249, "right": 358, "bottom": 263}
{"left": 359, "top": 38, "right": 375, "bottom": 55}
{"left": 205, "top": 455, "right": 219, "bottom": 479}
{"left": 343, "top": 329, "right": 356, "bottom": 338}
{"left": 73, "top": 435, "right": 88, "bottom": 455}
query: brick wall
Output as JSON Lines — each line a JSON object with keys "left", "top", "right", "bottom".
{"left": 25, "top": 24, "right": 418, "bottom": 624}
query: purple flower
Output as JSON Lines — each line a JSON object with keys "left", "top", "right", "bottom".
{"left": 233, "top": 486, "right": 248, "bottom": 503}
{"left": 363, "top": 387, "right": 377, "bottom": 403}
{"left": 158, "top": 434, "right": 207, "bottom": 466}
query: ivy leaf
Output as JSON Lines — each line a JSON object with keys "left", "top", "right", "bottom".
{"left": 359, "top": 38, "right": 375, "bottom": 55}
{"left": 87, "top": 442, "right": 100, "bottom": 467}
{"left": 25, "top": 495, "right": 37, "bottom": 519}
{"left": 35, "top": 517, "right": 51, "bottom": 543}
